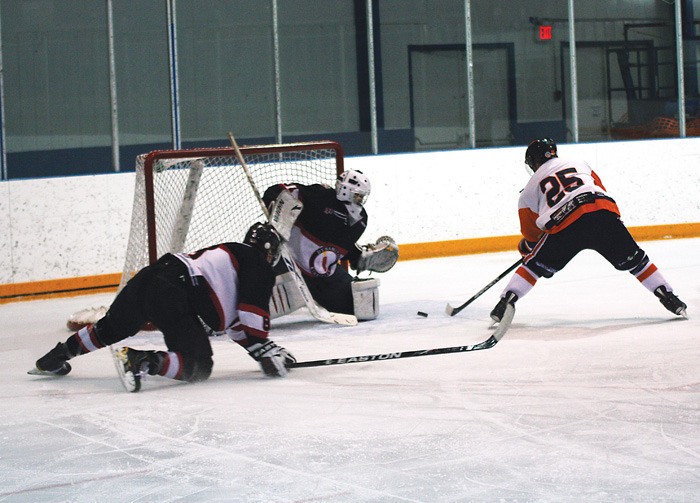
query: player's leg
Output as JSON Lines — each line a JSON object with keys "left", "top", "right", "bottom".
{"left": 269, "top": 271, "right": 306, "bottom": 319}
{"left": 591, "top": 212, "right": 687, "bottom": 316}
{"left": 121, "top": 259, "right": 215, "bottom": 384}
{"left": 304, "top": 267, "right": 355, "bottom": 315}
{"left": 31, "top": 265, "right": 154, "bottom": 375}
{"left": 490, "top": 223, "right": 584, "bottom": 322}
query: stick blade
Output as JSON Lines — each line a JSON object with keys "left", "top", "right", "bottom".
{"left": 492, "top": 303, "right": 515, "bottom": 342}
{"left": 329, "top": 313, "right": 358, "bottom": 326}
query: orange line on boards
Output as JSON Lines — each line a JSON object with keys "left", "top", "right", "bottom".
{"left": 1, "top": 222, "right": 697, "bottom": 303}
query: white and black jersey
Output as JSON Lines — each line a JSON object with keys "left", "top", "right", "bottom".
{"left": 175, "top": 242, "right": 275, "bottom": 338}
{"left": 263, "top": 183, "right": 367, "bottom": 278}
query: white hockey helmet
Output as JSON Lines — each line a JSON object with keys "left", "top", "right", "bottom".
{"left": 336, "top": 169, "right": 371, "bottom": 206}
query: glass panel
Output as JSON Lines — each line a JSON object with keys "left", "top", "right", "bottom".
{"left": 378, "top": 0, "right": 467, "bottom": 153}
{"left": 685, "top": 0, "right": 700, "bottom": 136}
{"left": 564, "top": 1, "right": 678, "bottom": 142}
{"left": 277, "top": 1, "right": 361, "bottom": 151}
{"left": 113, "top": 0, "right": 171, "bottom": 165}
{"left": 472, "top": 1, "right": 569, "bottom": 147}
{"left": 176, "top": 0, "right": 275, "bottom": 146}
{"left": 2, "top": 0, "right": 111, "bottom": 178}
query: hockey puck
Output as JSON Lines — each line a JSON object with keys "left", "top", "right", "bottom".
{"left": 417, "top": 311, "right": 428, "bottom": 318}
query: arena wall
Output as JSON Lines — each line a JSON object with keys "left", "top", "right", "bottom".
{"left": 1, "top": 138, "right": 698, "bottom": 301}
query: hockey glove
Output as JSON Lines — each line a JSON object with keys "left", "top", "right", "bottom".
{"left": 268, "top": 189, "right": 303, "bottom": 241}
{"left": 518, "top": 238, "right": 537, "bottom": 258}
{"left": 247, "top": 340, "right": 296, "bottom": 377}
{"left": 352, "top": 236, "right": 399, "bottom": 273}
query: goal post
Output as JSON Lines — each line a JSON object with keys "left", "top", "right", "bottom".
{"left": 85, "top": 140, "right": 342, "bottom": 385}
{"left": 121, "top": 141, "right": 345, "bottom": 290}
{"left": 67, "top": 140, "right": 344, "bottom": 330}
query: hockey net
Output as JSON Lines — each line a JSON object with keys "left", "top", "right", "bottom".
{"left": 67, "top": 141, "right": 344, "bottom": 330}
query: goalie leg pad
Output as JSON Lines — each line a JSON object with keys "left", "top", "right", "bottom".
{"left": 351, "top": 278, "right": 380, "bottom": 321}
{"left": 269, "top": 272, "right": 306, "bottom": 319}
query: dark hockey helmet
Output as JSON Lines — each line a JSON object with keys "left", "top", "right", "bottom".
{"left": 244, "top": 222, "right": 282, "bottom": 266}
{"left": 525, "top": 138, "right": 558, "bottom": 172}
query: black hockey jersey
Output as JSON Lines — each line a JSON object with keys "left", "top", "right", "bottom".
{"left": 174, "top": 243, "right": 275, "bottom": 338}
{"left": 263, "top": 183, "right": 367, "bottom": 277}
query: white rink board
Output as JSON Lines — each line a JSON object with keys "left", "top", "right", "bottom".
{"left": 1, "top": 137, "right": 699, "bottom": 284}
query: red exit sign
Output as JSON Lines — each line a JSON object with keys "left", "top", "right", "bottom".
{"left": 538, "top": 25, "right": 553, "bottom": 41}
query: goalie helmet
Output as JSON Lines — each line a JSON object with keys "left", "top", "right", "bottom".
{"left": 336, "top": 170, "right": 371, "bottom": 206}
{"left": 525, "top": 138, "right": 557, "bottom": 173}
{"left": 244, "top": 222, "right": 282, "bottom": 266}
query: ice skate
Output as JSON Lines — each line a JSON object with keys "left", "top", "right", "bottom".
{"left": 113, "top": 347, "right": 154, "bottom": 392}
{"left": 28, "top": 342, "right": 72, "bottom": 376}
{"left": 654, "top": 286, "right": 688, "bottom": 318}
{"left": 490, "top": 291, "right": 518, "bottom": 323}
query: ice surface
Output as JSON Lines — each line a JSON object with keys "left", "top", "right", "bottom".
{"left": 1, "top": 239, "right": 698, "bottom": 502}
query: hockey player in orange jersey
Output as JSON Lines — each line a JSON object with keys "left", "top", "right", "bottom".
{"left": 490, "top": 138, "right": 687, "bottom": 322}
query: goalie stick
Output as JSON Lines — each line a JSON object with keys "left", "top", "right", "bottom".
{"left": 290, "top": 303, "right": 514, "bottom": 368}
{"left": 446, "top": 258, "right": 523, "bottom": 317}
{"left": 227, "top": 132, "right": 358, "bottom": 326}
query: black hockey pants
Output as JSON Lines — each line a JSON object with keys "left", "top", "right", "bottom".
{"left": 94, "top": 255, "right": 214, "bottom": 382}
{"left": 524, "top": 210, "right": 648, "bottom": 278}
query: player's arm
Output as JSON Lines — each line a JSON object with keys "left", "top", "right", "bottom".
{"left": 590, "top": 170, "right": 607, "bottom": 191}
{"left": 518, "top": 207, "right": 542, "bottom": 242}
{"left": 230, "top": 254, "right": 295, "bottom": 376}
{"left": 263, "top": 183, "right": 299, "bottom": 207}
{"left": 227, "top": 303, "right": 296, "bottom": 377}
{"left": 349, "top": 236, "right": 399, "bottom": 273}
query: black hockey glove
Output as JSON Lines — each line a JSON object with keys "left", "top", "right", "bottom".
{"left": 247, "top": 339, "right": 296, "bottom": 377}
{"left": 518, "top": 238, "right": 538, "bottom": 257}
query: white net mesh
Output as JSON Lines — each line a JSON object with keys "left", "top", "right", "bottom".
{"left": 119, "top": 141, "right": 343, "bottom": 290}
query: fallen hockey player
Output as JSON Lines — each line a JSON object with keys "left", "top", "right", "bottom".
{"left": 29, "top": 223, "right": 296, "bottom": 392}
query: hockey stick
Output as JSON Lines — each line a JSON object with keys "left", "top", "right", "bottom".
{"left": 445, "top": 258, "right": 523, "bottom": 317}
{"left": 227, "top": 132, "right": 358, "bottom": 326}
{"left": 290, "top": 303, "right": 514, "bottom": 368}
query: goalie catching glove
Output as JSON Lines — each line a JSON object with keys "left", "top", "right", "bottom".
{"left": 351, "top": 236, "right": 399, "bottom": 273}
{"left": 246, "top": 339, "right": 296, "bottom": 377}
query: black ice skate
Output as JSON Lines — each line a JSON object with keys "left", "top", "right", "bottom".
{"left": 654, "top": 286, "right": 688, "bottom": 318}
{"left": 490, "top": 291, "right": 518, "bottom": 323}
{"left": 113, "top": 347, "right": 156, "bottom": 392}
{"left": 28, "top": 342, "right": 72, "bottom": 376}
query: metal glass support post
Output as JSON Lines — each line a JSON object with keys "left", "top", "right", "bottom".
{"left": 464, "top": 0, "right": 475, "bottom": 149}
{"left": 568, "top": 0, "right": 579, "bottom": 142}
{"left": 366, "top": 0, "right": 378, "bottom": 154}
{"left": 166, "top": 0, "right": 181, "bottom": 149}
{"left": 675, "top": 0, "right": 686, "bottom": 137}
{"left": 107, "top": 0, "right": 120, "bottom": 172}
{"left": 271, "top": 0, "right": 282, "bottom": 144}
{"left": 0, "top": 2, "right": 6, "bottom": 180}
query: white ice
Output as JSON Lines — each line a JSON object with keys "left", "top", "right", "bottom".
{"left": 1, "top": 238, "right": 698, "bottom": 502}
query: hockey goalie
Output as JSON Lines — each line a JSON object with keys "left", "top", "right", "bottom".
{"left": 263, "top": 169, "right": 399, "bottom": 321}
